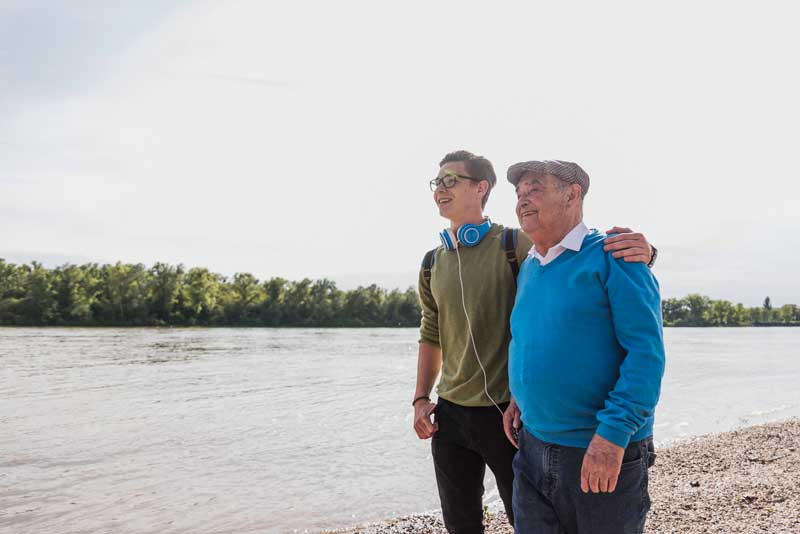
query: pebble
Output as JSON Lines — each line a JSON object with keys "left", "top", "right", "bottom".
{"left": 327, "top": 419, "right": 800, "bottom": 534}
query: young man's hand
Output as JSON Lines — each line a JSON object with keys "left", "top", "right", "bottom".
{"left": 502, "top": 398, "right": 522, "bottom": 448}
{"left": 603, "top": 226, "right": 652, "bottom": 264}
{"left": 413, "top": 400, "right": 438, "bottom": 439}
{"left": 580, "top": 433, "right": 625, "bottom": 493}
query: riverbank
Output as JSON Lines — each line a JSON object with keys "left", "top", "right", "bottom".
{"left": 333, "top": 419, "right": 800, "bottom": 534}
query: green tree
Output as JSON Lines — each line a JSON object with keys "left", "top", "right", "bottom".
{"left": 732, "top": 303, "right": 749, "bottom": 325}
{"left": 226, "top": 272, "right": 263, "bottom": 323}
{"left": 384, "top": 287, "right": 421, "bottom": 326}
{"left": 707, "top": 299, "right": 736, "bottom": 326}
{"left": 779, "top": 304, "right": 798, "bottom": 324}
{"left": 22, "top": 262, "right": 58, "bottom": 324}
{"left": 684, "top": 294, "right": 711, "bottom": 326}
{"left": 97, "top": 263, "right": 150, "bottom": 324}
{"left": 662, "top": 298, "right": 689, "bottom": 326}
{"left": 260, "top": 277, "right": 288, "bottom": 326}
{"left": 181, "top": 268, "right": 223, "bottom": 324}
{"left": 308, "top": 278, "right": 342, "bottom": 326}
{"left": 343, "top": 284, "right": 386, "bottom": 326}
{"left": 283, "top": 278, "right": 314, "bottom": 325}
{"left": 0, "top": 259, "right": 27, "bottom": 323}
{"left": 53, "top": 264, "right": 97, "bottom": 323}
{"left": 148, "top": 262, "right": 185, "bottom": 324}
{"left": 761, "top": 296, "right": 774, "bottom": 323}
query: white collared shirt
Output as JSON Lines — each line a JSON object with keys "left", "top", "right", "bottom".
{"left": 529, "top": 221, "right": 590, "bottom": 266}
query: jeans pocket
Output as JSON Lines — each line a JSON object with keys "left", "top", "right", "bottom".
{"left": 619, "top": 440, "right": 646, "bottom": 471}
{"left": 620, "top": 457, "right": 644, "bottom": 472}
{"left": 646, "top": 439, "right": 657, "bottom": 468}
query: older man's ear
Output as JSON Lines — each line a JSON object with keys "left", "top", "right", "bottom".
{"left": 603, "top": 227, "right": 655, "bottom": 265}
{"left": 565, "top": 184, "right": 582, "bottom": 205}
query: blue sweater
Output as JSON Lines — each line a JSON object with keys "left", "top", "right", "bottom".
{"left": 509, "top": 230, "right": 665, "bottom": 449}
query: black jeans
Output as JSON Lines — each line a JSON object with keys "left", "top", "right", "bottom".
{"left": 431, "top": 398, "right": 517, "bottom": 534}
{"left": 512, "top": 429, "right": 656, "bottom": 534}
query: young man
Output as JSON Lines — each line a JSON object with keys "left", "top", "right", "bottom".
{"left": 413, "top": 150, "right": 655, "bottom": 534}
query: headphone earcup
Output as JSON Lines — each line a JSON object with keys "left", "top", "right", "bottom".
{"left": 439, "top": 229, "right": 457, "bottom": 250}
{"left": 458, "top": 224, "right": 482, "bottom": 247}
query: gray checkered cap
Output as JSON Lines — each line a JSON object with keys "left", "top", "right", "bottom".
{"left": 506, "top": 159, "right": 590, "bottom": 197}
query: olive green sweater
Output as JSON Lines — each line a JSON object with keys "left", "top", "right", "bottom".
{"left": 418, "top": 224, "right": 532, "bottom": 407}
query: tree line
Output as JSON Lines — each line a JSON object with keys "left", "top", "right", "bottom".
{"left": 0, "top": 260, "right": 420, "bottom": 327}
{"left": 1, "top": 259, "right": 798, "bottom": 327}
{"left": 662, "top": 295, "right": 800, "bottom": 326}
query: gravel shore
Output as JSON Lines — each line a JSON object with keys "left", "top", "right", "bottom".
{"left": 330, "top": 419, "right": 800, "bottom": 534}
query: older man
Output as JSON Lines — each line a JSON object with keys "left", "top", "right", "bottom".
{"left": 502, "top": 160, "right": 665, "bottom": 534}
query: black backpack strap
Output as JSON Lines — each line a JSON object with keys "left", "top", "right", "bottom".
{"left": 421, "top": 248, "right": 437, "bottom": 284}
{"left": 502, "top": 228, "right": 520, "bottom": 283}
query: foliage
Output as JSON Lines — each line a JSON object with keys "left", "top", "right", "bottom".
{"left": 2, "top": 259, "right": 797, "bottom": 328}
{"left": 0, "top": 259, "right": 421, "bottom": 327}
{"left": 661, "top": 294, "right": 800, "bottom": 326}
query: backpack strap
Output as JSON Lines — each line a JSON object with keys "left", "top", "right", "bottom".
{"left": 421, "top": 248, "right": 437, "bottom": 284}
{"left": 422, "top": 230, "right": 518, "bottom": 285}
{"left": 502, "top": 228, "right": 520, "bottom": 284}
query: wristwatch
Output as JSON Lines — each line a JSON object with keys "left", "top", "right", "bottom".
{"left": 647, "top": 245, "right": 658, "bottom": 268}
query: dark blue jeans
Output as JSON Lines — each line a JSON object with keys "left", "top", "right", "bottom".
{"left": 512, "top": 429, "right": 655, "bottom": 534}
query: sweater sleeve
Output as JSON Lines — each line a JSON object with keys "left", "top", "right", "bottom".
{"left": 596, "top": 254, "right": 666, "bottom": 448}
{"left": 418, "top": 260, "right": 440, "bottom": 347}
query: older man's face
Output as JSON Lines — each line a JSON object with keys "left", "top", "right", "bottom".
{"left": 515, "top": 173, "right": 570, "bottom": 236}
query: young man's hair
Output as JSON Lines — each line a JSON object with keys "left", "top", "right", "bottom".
{"left": 439, "top": 150, "right": 497, "bottom": 208}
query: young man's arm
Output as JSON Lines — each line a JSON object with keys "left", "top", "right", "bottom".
{"left": 414, "top": 342, "right": 441, "bottom": 439}
{"left": 603, "top": 227, "right": 656, "bottom": 266}
{"left": 414, "top": 259, "right": 442, "bottom": 439}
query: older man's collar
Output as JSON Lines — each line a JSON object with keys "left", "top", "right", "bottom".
{"left": 528, "top": 221, "right": 590, "bottom": 260}
{"left": 561, "top": 221, "right": 590, "bottom": 252}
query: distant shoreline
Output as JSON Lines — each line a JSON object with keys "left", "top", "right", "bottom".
{"left": 329, "top": 419, "right": 800, "bottom": 534}
{"left": 2, "top": 260, "right": 797, "bottom": 328}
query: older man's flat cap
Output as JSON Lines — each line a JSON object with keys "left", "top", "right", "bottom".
{"left": 506, "top": 159, "right": 590, "bottom": 197}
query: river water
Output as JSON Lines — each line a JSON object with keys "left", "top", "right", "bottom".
{"left": 1, "top": 327, "right": 799, "bottom": 533}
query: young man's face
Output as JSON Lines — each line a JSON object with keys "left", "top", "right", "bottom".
{"left": 432, "top": 161, "right": 484, "bottom": 221}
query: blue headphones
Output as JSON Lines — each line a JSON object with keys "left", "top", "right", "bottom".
{"left": 439, "top": 218, "right": 492, "bottom": 250}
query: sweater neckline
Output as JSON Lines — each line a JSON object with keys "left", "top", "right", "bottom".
{"left": 530, "top": 230, "right": 600, "bottom": 271}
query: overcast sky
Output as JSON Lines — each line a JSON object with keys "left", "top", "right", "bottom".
{"left": 1, "top": 1, "right": 798, "bottom": 306}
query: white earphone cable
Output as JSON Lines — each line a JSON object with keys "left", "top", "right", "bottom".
{"left": 454, "top": 244, "right": 505, "bottom": 418}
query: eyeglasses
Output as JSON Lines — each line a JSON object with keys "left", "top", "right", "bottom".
{"left": 429, "top": 172, "right": 481, "bottom": 192}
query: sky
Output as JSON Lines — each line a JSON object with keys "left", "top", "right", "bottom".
{"left": 1, "top": 1, "right": 799, "bottom": 306}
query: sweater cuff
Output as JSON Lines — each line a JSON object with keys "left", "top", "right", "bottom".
{"left": 418, "top": 337, "right": 440, "bottom": 348}
{"left": 596, "top": 422, "right": 632, "bottom": 449}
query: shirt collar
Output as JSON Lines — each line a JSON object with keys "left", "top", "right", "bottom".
{"left": 529, "top": 221, "right": 590, "bottom": 258}
{"left": 560, "top": 221, "right": 590, "bottom": 252}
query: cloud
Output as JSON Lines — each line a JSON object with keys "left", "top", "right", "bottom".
{"left": 1, "top": 1, "right": 799, "bottom": 305}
